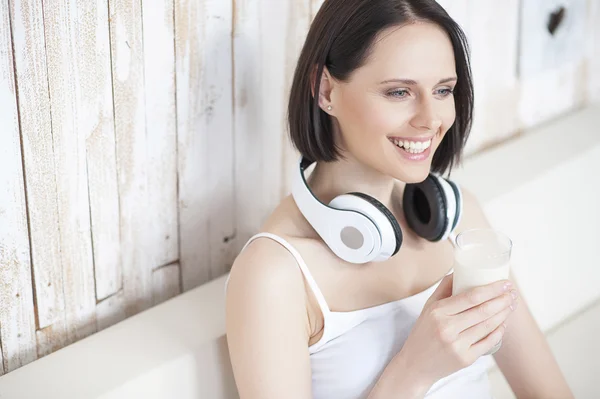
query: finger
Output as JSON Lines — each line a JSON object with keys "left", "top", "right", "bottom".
{"left": 469, "top": 323, "right": 506, "bottom": 358}
{"left": 424, "top": 273, "right": 453, "bottom": 307}
{"left": 453, "top": 290, "right": 517, "bottom": 333}
{"left": 460, "top": 304, "right": 514, "bottom": 345}
{"left": 438, "top": 279, "right": 513, "bottom": 315}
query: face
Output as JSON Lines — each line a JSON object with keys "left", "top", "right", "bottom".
{"left": 325, "top": 22, "right": 457, "bottom": 183}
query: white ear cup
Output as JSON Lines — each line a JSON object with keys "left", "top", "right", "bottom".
{"left": 319, "top": 204, "right": 380, "bottom": 264}
{"left": 329, "top": 194, "right": 397, "bottom": 263}
{"left": 292, "top": 158, "right": 380, "bottom": 263}
{"left": 432, "top": 175, "right": 458, "bottom": 241}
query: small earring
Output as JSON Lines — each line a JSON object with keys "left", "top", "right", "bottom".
{"left": 327, "top": 105, "right": 332, "bottom": 111}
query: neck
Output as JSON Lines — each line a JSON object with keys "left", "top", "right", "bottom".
{"left": 307, "top": 155, "right": 406, "bottom": 209}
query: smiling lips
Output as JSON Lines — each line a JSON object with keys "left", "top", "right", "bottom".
{"left": 388, "top": 137, "right": 432, "bottom": 154}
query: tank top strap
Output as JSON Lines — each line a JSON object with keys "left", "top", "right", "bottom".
{"left": 227, "top": 232, "right": 332, "bottom": 317}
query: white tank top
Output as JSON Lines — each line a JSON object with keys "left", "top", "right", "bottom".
{"left": 232, "top": 233, "right": 494, "bottom": 399}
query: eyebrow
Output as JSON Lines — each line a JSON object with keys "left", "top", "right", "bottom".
{"left": 379, "top": 77, "right": 457, "bottom": 85}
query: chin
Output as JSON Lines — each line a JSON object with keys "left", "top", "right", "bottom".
{"left": 393, "top": 168, "right": 431, "bottom": 184}
{"left": 386, "top": 154, "right": 434, "bottom": 184}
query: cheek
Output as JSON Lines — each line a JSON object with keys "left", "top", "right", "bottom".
{"left": 341, "top": 94, "right": 405, "bottom": 138}
{"left": 439, "top": 99, "right": 457, "bottom": 135}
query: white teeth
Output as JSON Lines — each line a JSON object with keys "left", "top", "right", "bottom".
{"left": 391, "top": 138, "right": 432, "bottom": 154}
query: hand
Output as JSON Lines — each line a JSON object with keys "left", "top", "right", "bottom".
{"left": 397, "top": 273, "right": 518, "bottom": 386}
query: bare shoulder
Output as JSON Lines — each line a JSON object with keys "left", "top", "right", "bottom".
{"left": 225, "top": 233, "right": 314, "bottom": 397}
{"left": 226, "top": 235, "right": 309, "bottom": 313}
{"left": 456, "top": 185, "right": 493, "bottom": 232}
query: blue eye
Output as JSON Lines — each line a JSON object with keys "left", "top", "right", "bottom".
{"left": 387, "top": 89, "right": 409, "bottom": 98}
{"left": 436, "top": 88, "right": 454, "bottom": 96}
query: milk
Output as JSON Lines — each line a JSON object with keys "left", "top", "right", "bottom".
{"left": 452, "top": 244, "right": 510, "bottom": 295}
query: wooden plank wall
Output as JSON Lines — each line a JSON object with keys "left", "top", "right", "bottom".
{"left": 0, "top": 0, "right": 598, "bottom": 375}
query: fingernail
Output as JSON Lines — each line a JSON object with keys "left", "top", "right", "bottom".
{"left": 503, "top": 282, "right": 512, "bottom": 291}
{"left": 510, "top": 299, "right": 518, "bottom": 311}
{"left": 510, "top": 289, "right": 518, "bottom": 300}
{"left": 502, "top": 322, "right": 507, "bottom": 329}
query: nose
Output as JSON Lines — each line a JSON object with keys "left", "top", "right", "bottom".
{"left": 409, "top": 97, "right": 442, "bottom": 132}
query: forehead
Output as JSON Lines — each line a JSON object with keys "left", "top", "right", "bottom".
{"left": 357, "top": 22, "right": 456, "bottom": 82}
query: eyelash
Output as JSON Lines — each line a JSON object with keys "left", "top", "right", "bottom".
{"left": 387, "top": 88, "right": 454, "bottom": 98}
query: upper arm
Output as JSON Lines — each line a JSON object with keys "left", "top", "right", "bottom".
{"left": 225, "top": 239, "right": 313, "bottom": 399}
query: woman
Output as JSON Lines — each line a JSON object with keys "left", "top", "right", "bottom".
{"left": 225, "top": 0, "right": 573, "bottom": 397}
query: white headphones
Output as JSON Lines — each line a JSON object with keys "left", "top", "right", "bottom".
{"left": 292, "top": 157, "right": 463, "bottom": 263}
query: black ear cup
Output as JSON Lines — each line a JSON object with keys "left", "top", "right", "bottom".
{"left": 402, "top": 176, "right": 448, "bottom": 242}
{"left": 347, "top": 192, "right": 403, "bottom": 255}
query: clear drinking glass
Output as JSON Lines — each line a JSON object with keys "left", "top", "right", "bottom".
{"left": 451, "top": 228, "right": 512, "bottom": 356}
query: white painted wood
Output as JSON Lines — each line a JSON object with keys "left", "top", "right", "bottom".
{"left": 310, "top": 0, "right": 325, "bottom": 19}
{"left": 96, "top": 291, "right": 126, "bottom": 332}
{"left": 109, "top": 0, "right": 153, "bottom": 316}
{"left": 80, "top": 0, "right": 122, "bottom": 304}
{"left": 175, "top": 0, "right": 235, "bottom": 290}
{"left": 586, "top": 0, "right": 600, "bottom": 103}
{"left": 280, "top": 1, "right": 310, "bottom": 196}
{"left": 152, "top": 264, "right": 181, "bottom": 305}
{"left": 435, "top": 0, "right": 469, "bottom": 36}
{"left": 463, "top": 0, "right": 520, "bottom": 155}
{"left": 234, "top": 0, "right": 296, "bottom": 252}
{"left": 518, "top": 0, "right": 588, "bottom": 128}
{"left": 0, "top": 0, "right": 36, "bottom": 374}
{"left": 10, "top": 0, "right": 65, "bottom": 337}
{"left": 141, "top": 0, "right": 178, "bottom": 271}
{"left": 43, "top": 0, "right": 100, "bottom": 347}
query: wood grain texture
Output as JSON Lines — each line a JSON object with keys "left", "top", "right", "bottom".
{"left": 109, "top": 0, "right": 153, "bottom": 316}
{"left": 233, "top": 0, "right": 294, "bottom": 254}
{"left": 43, "top": 0, "right": 100, "bottom": 349}
{"left": 79, "top": 0, "right": 122, "bottom": 304}
{"left": 0, "top": 0, "right": 37, "bottom": 374}
{"left": 141, "top": 0, "right": 178, "bottom": 275}
{"left": 518, "top": 0, "right": 588, "bottom": 128}
{"left": 152, "top": 263, "right": 181, "bottom": 305}
{"left": 586, "top": 0, "right": 600, "bottom": 103}
{"left": 10, "top": 0, "right": 64, "bottom": 336}
{"left": 175, "top": 0, "right": 235, "bottom": 290}
{"left": 463, "top": 0, "right": 520, "bottom": 155}
{"left": 281, "top": 0, "right": 310, "bottom": 196}
{"left": 95, "top": 290, "right": 126, "bottom": 331}
{"left": 10, "top": 0, "right": 69, "bottom": 362}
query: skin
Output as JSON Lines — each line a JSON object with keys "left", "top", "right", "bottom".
{"left": 226, "top": 21, "right": 573, "bottom": 398}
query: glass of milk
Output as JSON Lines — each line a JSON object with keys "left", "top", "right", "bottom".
{"left": 451, "top": 228, "right": 512, "bottom": 355}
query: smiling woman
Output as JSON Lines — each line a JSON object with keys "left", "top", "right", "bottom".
{"left": 225, "top": 1, "right": 572, "bottom": 399}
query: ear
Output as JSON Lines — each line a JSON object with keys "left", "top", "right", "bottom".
{"left": 310, "top": 65, "right": 335, "bottom": 113}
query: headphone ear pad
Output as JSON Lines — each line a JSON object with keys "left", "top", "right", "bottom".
{"left": 346, "top": 192, "right": 403, "bottom": 256}
{"left": 403, "top": 175, "right": 448, "bottom": 241}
